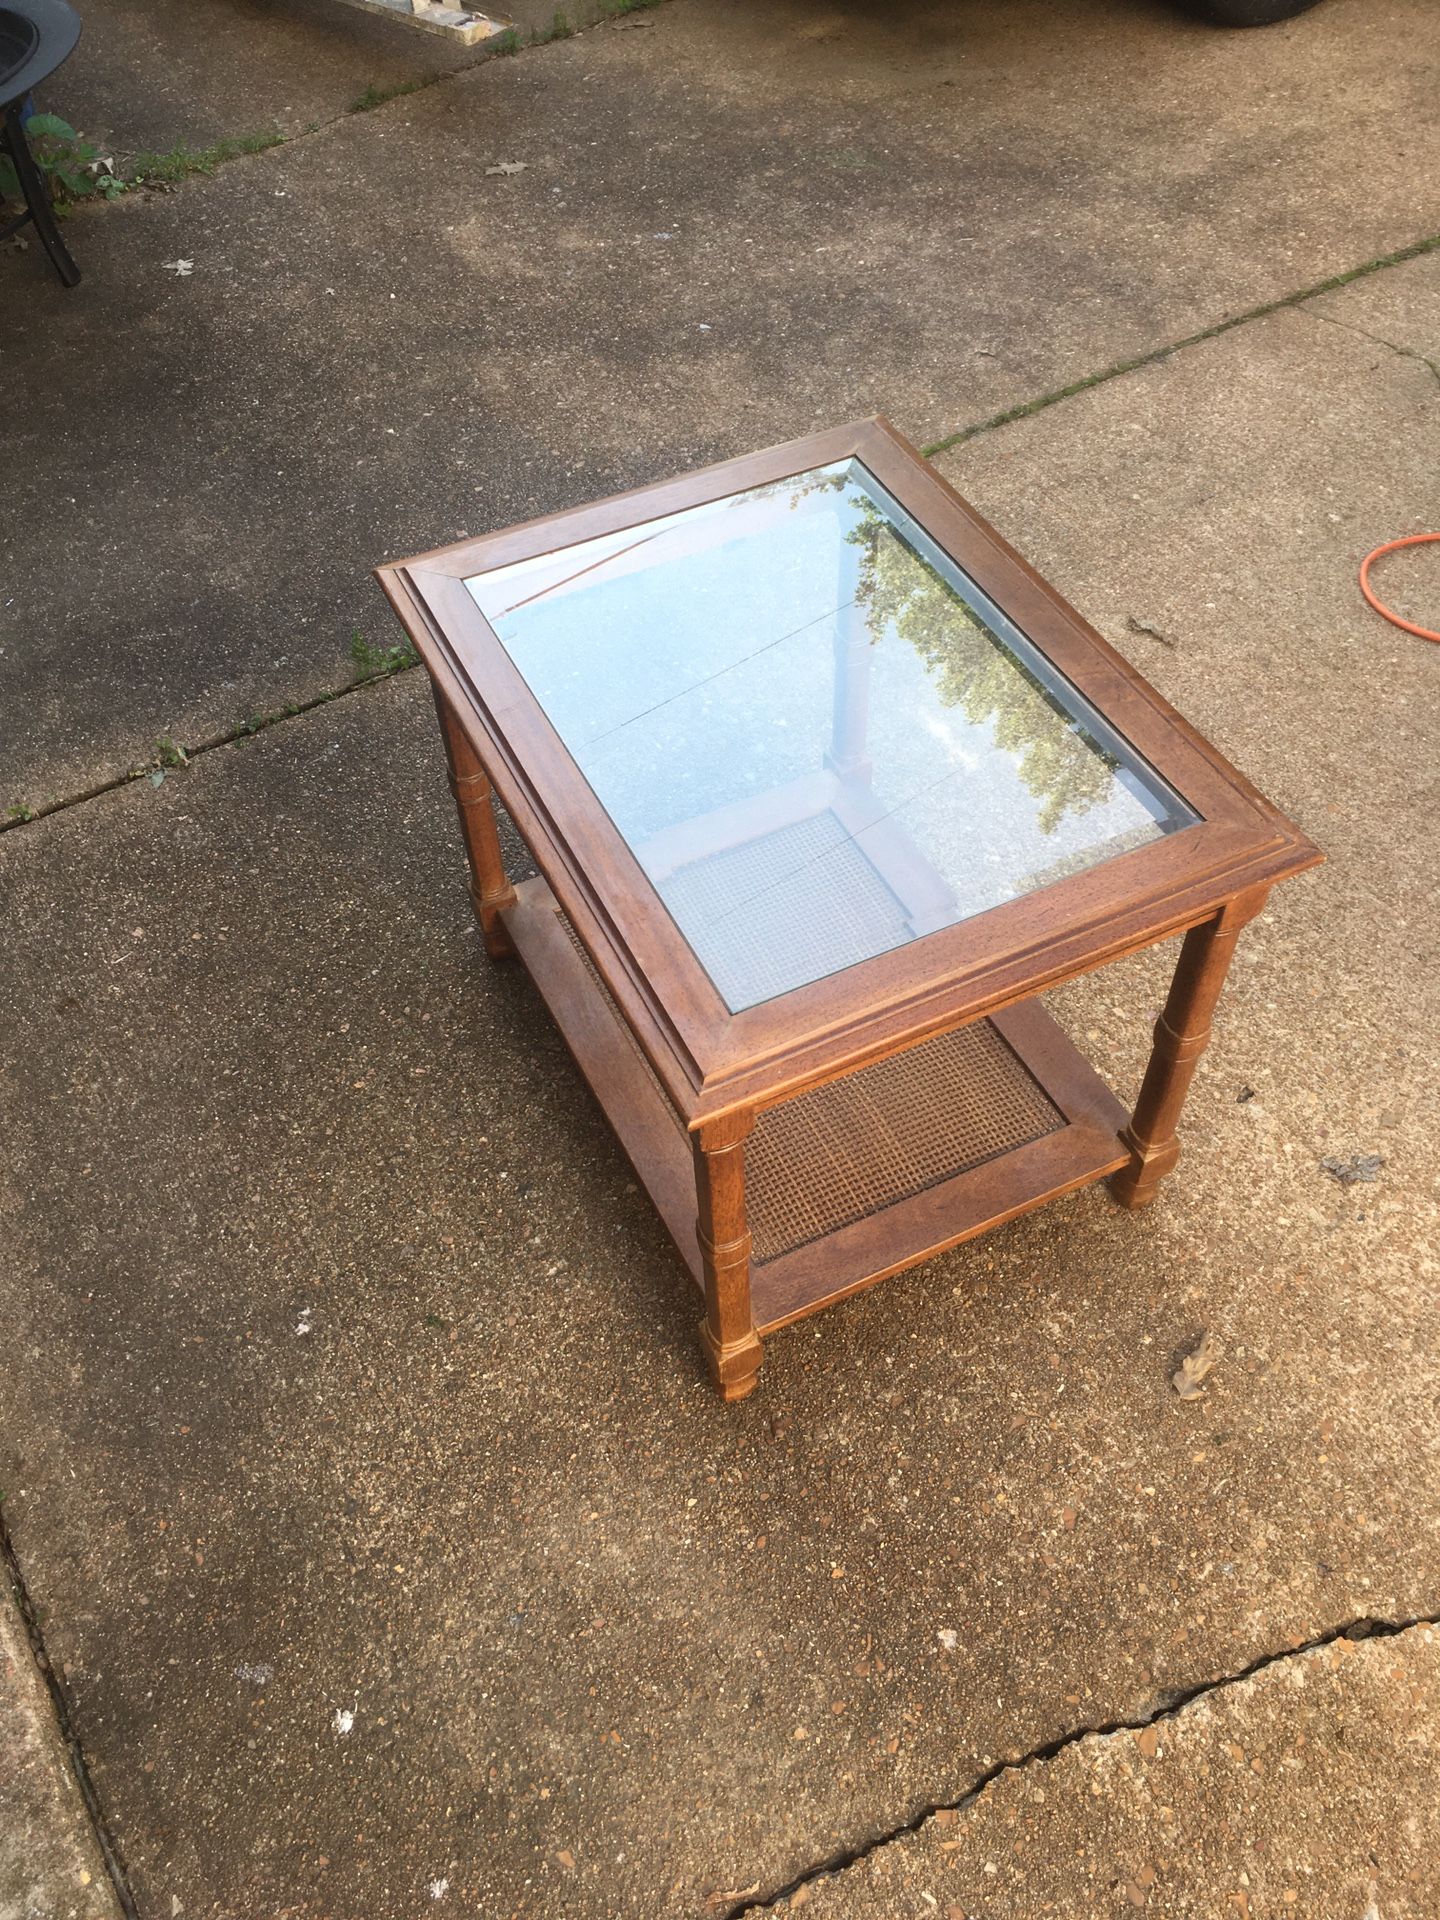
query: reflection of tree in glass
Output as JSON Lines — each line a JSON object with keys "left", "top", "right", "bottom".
{"left": 746, "top": 466, "right": 849, "bottom": 513}
{"left": 848, "top": 507, "right": 1118, "bottom": 835}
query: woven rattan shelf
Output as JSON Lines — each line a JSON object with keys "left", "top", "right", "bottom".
{"left": 508, "top": 878, "right": 1131, "bottom": 1336}
{"left": 746, "top": 1018, "right": 1064, "bottom": 1266}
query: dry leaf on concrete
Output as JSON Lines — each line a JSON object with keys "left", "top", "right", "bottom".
{"left": 1320, "top": 1152, "right": 1384, "bottom": 1186}
{"left": 1126, "top": 613, "right": 1177, "bottom": 649}
{"left": 1172, "top": 1332, "right": 1219, "bottom": 1401}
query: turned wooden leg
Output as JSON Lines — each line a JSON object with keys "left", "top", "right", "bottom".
{"left": 693, "top": 1113, "right": 763, "bottom": 1401}
{"left": 432, "top": 685, "right": 518, "bottom": 960}
{"left": 1110, "top": 887, "right": 1269, "bottom": 1210}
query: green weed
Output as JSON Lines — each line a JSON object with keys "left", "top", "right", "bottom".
{"left": 350, "top": 630, "right": 419, "bottom": 678}
{"left": 530, "top": 11, "right": 574, "bottom": 42}
{"left": 0, "top": 119, "right": 285, "bottom": 207}
{"left": 349, "top": 76, "right": 436, "bottom": 115}
{"left": 0, "top": 115, "right": 125, "bottom": 206}
{"left": 126, "top": 131, "right": 284, "bottom": 189}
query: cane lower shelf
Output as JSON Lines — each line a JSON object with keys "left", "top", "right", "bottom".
{"left": 508, "top": 874, "right": 1129, "bottom": 1332}
{"left": 376, "top": 415, "right": 1321, "bottom": 1400}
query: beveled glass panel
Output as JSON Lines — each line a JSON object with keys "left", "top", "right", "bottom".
{"left": 464, "top": 460, "right": 1198, "bottom": 1011}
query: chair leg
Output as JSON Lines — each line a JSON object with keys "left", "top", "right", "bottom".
{"left": 3, "top": 105, "right": 81, "bottom": 288}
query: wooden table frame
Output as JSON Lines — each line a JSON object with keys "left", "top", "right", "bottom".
{"left": 377, "top": 418, "right": 1321, "bottom": 1401}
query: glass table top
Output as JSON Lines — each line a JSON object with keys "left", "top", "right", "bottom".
{"left": 465, "top": 459, "right": 1198, "bottom": 1013}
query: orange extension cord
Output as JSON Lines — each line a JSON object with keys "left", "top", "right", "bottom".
{"left": 1358, "top": 532, "right": 1440, "bottom": 645}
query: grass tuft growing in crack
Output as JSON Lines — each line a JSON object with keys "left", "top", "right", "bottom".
{"left": 529, "top": 11, "right": 576, "bottom": 43}
{"left": 2, "top": 120, "right": 285, "bottom": 207}
{"left": 350, "top": 629, "right": 420, "bottom": 678}
{"left": 125, "top": 130, "right": 286, "bottom": 190}
{"left": 349, "top": 75, "right": 440, "bottom": 115}
{"left": 0, "top": 652, "right": 422, "bottom": 836}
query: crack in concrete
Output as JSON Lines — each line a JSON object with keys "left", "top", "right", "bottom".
{"left": 1299, "top": 305, "right": 1440, "bottom": 391}
{"left": 729, "top": 1610, "right": 1440, "bottom": 1918}
{"left": 1, "top": 1506, "right": 139, "bottom": 1920}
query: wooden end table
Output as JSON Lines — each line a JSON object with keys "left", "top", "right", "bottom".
{"left": 377, "top": 419, "right": 1320, "bottom": 1401}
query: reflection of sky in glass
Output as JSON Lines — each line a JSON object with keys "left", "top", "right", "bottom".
{"left": 465, "top": 460, "right": 1198, "bottom": 1011}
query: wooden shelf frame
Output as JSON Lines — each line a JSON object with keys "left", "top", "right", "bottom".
{"left": 507, "top": 876, "right": 1129, "bottom": 1334}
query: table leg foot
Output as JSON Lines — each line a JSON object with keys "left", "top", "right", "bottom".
{"left": 473, "top": 885, "right": 518, "bottom": 961}
{"left": 693, "top": 1113, "right": 760, "bottom": 1403}
{"left": 1108, "top": 1135, "right": 1180, "bottom": 1209}
{"left": 699, "top": 1321, "right": 764, "bottom": 1401}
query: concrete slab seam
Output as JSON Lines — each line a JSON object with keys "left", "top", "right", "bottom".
{"left": 0, "top": 661, "right": 419, "bottom": 837}
{"left": 1, "top": 234, "right": 1434, "bottom": 844}
{"left": 0, "top": 1508, "right": 139, "bottom": 1920}
{"left": 54, "top": 0, "right": 676, "bottom": 202}
{"left": 728, "top": 1608, "right": 1440, "bottom": 1919}
{"left": 919, "top": 229, "right": 1440, "bottom": 459}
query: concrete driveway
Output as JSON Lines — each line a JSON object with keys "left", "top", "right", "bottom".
{"left": 1, "top": 2, "right": 1437, "bottom": 1916}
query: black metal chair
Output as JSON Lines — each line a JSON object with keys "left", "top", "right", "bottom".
{"left": 1, "top": 0, "right": 82, "bottom": 287}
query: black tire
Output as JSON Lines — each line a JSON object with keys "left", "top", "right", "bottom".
{"left": 1185, "top": 0, "right": 1325, "bottom": 22}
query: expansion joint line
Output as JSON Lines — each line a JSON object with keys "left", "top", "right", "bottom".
{"left": 730, "top": 1608, "right": 1440, "bottom": 1918}
{"left": 0, "top": 1508, "right": 140, "bottom": 1920}
{"left": 4, "top": 232, "right": 1438, "bottom": 839}
{"left": 0, "top": 663, "right": 417, "bottom": 836}
{"left": 919, "top": 229, "right": 1440, "bottom": 459}
{"left": 66, "top": 0, "right": 679, "bottom": 198}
